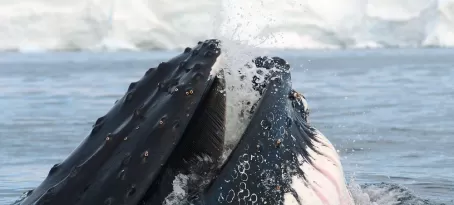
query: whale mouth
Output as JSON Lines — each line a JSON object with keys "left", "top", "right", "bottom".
{"left": 16, "top": 39, "right": 319, "bottom": 205}
{"left": 137, "top": 49, "right": 300, "bottom": 205}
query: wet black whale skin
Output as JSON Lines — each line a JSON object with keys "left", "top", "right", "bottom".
{"left": 19, "top": 39, "right": 223, "bottom": 205}
{"left": 16, "top": 40, "right": 318, "bottom": 205}
{"left": 195, "top": 57, "right": 317, "bottom": 205}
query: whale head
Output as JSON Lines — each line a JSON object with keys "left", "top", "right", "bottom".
{"left": 18, "top": 39, "right": 228, "bottom": 205}
{"left": 16, "top": 39, "right": 353, "bottom": 205}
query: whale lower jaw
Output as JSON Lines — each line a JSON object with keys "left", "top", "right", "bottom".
{"left": 189, "top": 56, "right": 355, "bottom": 205}
{"left": 287, "top": 127, "right": 354, "bottom": 205}
{"left": 280, "top": 95, "right": 354, "bottom": 205}
{"left": 14, "top": 39, "right": 354, "bottom": 205}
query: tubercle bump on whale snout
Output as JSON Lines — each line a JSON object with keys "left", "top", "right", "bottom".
{"left": 253, "top": 56, "right": 291, "bottom": 72}
{"left": 251, "top": 56, "right": 292, "bottom": 95}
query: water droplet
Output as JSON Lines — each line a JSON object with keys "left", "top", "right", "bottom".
{"left": 172, "top": 120, "right": 180, "bottom": 130}
{"left": 117, "top": 169, "right": 126, "bottom": 180}
{"left": 159, "top": 116, "right": 167, "bottom": 126}
{"left": 261, "top": 120, "right": 271, "bottom": 130}
{"left": 276, "top": 139, "right": 282, "bottom": 148}
{"left": 106, "top": 133, "right": 112, "bottom": 141}
{"left": 143, "top": 150, "right": 149, "bottom": 158}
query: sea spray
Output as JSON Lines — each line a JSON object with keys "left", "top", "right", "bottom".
{"left": 162, "top": 2, "right": 280, "bottom": 202}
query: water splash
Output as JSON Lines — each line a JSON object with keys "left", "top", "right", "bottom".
{"left": 348, "top": 177, "right": 448, "bottom": 205}
{"left": 163, "top": 174, "right": 189, "bottom": 205}
{"left": 1, "top": 0, "right": 454, "bottom": 52}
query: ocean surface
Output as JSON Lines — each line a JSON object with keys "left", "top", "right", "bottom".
{"left": 0, "top": 48, "right": 453, "bottom": 205}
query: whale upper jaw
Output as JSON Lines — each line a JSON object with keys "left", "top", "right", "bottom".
{"left": 18, "top": 39, "right": 227, "bottom": 205}
{"left": 15, "top": 39, "right": 354, "bottom": 205}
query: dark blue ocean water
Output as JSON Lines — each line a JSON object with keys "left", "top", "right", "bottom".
{"left": 0, "top": 49, "right": 453, "bottom": 205}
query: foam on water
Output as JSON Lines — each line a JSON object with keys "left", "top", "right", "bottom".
{"left": 163, "top": 174, "right": 189, "bottom": 205}
{"left": 347, "top": 178, "right": 445, "bottom": 205}
{"left": 1, "top": 0, "right": 454, "bottom": 52}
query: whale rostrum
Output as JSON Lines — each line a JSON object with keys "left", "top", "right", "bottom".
{"left": 14, "top": 39, "right": 354, "bottom": 205}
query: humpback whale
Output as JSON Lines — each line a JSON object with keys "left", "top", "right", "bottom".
{"left": 14, "top": 39, "right": 354, "bottom": 205}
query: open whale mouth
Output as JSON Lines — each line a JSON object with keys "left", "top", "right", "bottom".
{"left": 16, "top": 39, "right": 352, "bottom": 205}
